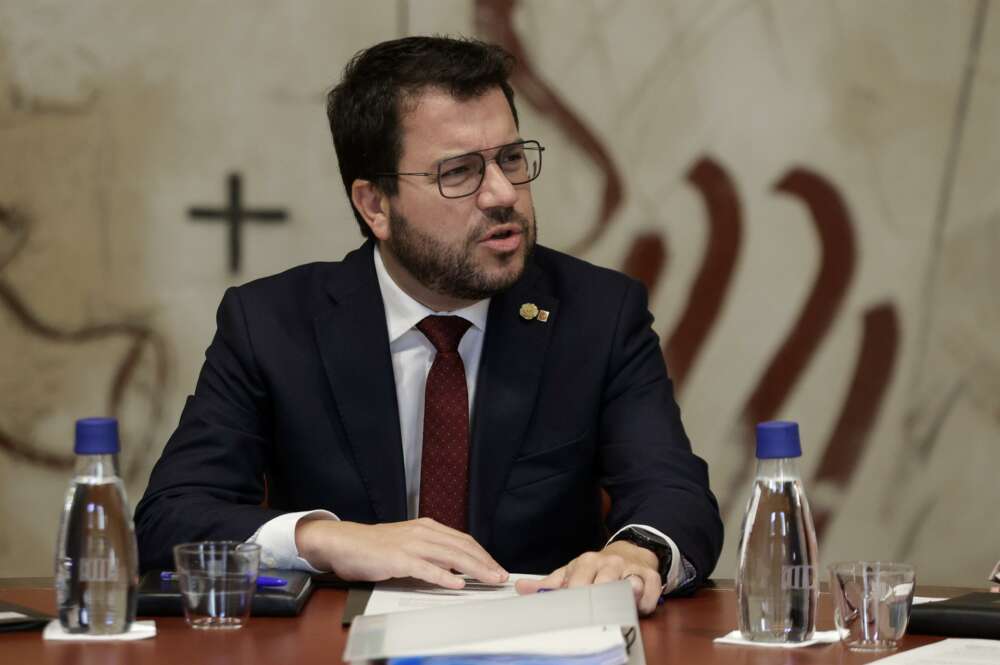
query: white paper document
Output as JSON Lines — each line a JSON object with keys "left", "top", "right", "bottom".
{"left": 42, "top": 619, "right": 157, "bottom": 641}
{"left": 714, "top": 629, "right": 843, "bottom": 648}
{"left": 912, "top": 596, "right": 947, "bottom": 605}
{"left": 866, "top": 638, "right": 1000, "bottom": 664}
{"left": 0, "top": 611, "right": 28, "bottom": 621}
{"left": 364, "top": 573, "right": 542, "bottom": 615}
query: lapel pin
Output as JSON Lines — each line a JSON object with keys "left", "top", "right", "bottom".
{"left": 538, "top": 310, "right": 550, "bottom": 322}
{"left": 519, "top": 303, "right": 539, "bottom": 320}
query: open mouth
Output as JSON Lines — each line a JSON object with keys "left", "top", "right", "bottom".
{"left": 482, "top": 225, "right": 522, "bottom": 242}
{"left": 479, "top": 225, "right": 524, "bottom": 253}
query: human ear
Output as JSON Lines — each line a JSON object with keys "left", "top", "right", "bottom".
{"left": 351, "top": 179, "right": 391, "bottom": 241}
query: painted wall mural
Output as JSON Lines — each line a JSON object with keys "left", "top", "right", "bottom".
{"left": 1, "top": 1, "right": 997, "bottom": 584}
{"left": 0, "top": 204, "right": 169, "bottom": 483}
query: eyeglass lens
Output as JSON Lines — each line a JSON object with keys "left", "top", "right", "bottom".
{"left": 437, "top": 141, "right": 542, "bottom": 198}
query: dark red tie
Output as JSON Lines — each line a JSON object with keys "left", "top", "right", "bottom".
{"left": 416, "top": 315, "right": 473, "bottom": 531}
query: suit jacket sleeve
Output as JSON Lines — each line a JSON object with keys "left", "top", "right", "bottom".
{"left": 598, "top": 278, "right": 723, "bottom": 583}
{"left": 134, "top": 286, "right": 284, "bottom": 571}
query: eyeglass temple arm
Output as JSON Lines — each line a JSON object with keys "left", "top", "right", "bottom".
{"left": 370, "top": 171, "right": 434, "bottom": 177}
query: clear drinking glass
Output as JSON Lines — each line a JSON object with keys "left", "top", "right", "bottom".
{"left": 829, "top": 561, "right": 915, "bottom": 651}
{"left": 173, "top": 541, "right": 261, "bottom": 629}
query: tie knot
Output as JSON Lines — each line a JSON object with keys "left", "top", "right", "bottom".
{"left": 417, "top": 316, "right": 472, "bottom": 353}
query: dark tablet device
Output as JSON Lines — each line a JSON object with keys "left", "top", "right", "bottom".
{"left": 908, "top": 592, "right": 1000, "bottom": 639}
{"left": 0, "top": 600, "right": 51, "bottom": 632}
{"left": 137, "top": 569, "right": 314, "bottom": 617}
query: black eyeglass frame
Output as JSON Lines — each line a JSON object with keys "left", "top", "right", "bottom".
{"left": 371, "top": 139, "right": 545, "bottom": 199}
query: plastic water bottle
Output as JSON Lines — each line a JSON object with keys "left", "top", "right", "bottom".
{"left": 736, "top": 421, "right": 819, "bottom": 642}
{"left": 54, "top": 418, "right": 139, "bottom": 634}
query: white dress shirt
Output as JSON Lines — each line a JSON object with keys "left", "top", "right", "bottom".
{"left": 249, "top": 247, "right": 687, "bottom": 591}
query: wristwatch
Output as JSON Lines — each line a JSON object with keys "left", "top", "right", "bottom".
{"left": 611, "top": 527, "right": 673, "bottom": 582}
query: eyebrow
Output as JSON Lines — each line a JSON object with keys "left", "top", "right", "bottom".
{"left": 434, "top": 138, "right": 526, "bottom": 165}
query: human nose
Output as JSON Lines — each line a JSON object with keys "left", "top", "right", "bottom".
{"left": 476, "top": 161, "right": 518, "bottom": 209}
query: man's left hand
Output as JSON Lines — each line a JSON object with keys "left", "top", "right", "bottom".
{"left": 514, "top": 541, "right": 662, "bottom": 615}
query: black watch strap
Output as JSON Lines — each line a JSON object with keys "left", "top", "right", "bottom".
{"left": 611, "top": 527, "right": 673, "bottom": 582}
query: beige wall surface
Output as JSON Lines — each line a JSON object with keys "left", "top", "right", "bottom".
{"left": 1, "top": 1, "right": 997, "bottom": 586}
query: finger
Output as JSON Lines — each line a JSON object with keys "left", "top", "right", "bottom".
{"left": 593, "top": 561, "right": 626, "bottom": 586}
{"left": 410, "top": 520, "right": 508, "bottom": 580}
{"left": 405, "top": 557, "right": 467, "bottom": 590}
{"left": 634, "top": 569, "right": 662, "bottom": 616}
{"left": 407, "top": 540, "right": 506, "bottom": 585}
{"left": 624, "top": 572, "right": 645, "bottom": 601}
{"left": 404, "top": 518, "right": 508, "bottom": 582}
{"left": 564, "top": 552, "right": 613, "bottom": 588}
{"left": 515, "top": 567, "right": 566, "bottom": 595}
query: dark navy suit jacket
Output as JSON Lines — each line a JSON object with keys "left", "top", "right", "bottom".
{"left": 135, "top": 241, "right": 723, "bottom": 579}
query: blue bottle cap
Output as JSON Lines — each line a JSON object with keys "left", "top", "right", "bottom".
{"left": 74, "top": 418, "right": 120, "bottom": 455}
{"left": 755, "top": 421, "right": 802, "bottom": 459}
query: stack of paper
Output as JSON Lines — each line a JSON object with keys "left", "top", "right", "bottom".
{"left": 384, "top": 624, "right": 628, "bottom": 665}
{"left": 343, "top": 579, "right": 643, "bottom": 665}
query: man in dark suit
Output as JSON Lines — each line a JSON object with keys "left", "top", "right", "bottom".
{"left": 135, "top": 36, "right": 723, "bottom": 615}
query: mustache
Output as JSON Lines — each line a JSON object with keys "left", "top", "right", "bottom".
{"left": 466, "top": 206, "right": 536, "bottom": 247}
{"left": 483, "top": 206, "right": 530, "bottom": 228}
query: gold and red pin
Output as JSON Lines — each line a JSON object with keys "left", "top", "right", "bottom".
{"left": 519, "top": 303, "right": 550, "bottom": 323}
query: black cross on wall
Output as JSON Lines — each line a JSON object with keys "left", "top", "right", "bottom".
{"left": 188, "top": 172, "right": 288, "bottom": 273}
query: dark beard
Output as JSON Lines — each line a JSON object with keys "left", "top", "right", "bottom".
{"left": 386, "top": 206, "right": 536, "bottom": 302}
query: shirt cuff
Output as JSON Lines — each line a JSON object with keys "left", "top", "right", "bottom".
{"left": 607, "top": 523, "right": 694, "bottom": 594}
{"left": 246, "top": 510, "right": 338, "bottom": 572}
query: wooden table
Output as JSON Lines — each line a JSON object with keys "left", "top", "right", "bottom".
{"left": 0, "top": 578, "right": 964, "bottom": 664}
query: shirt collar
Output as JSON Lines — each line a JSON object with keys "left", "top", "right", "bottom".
{"left": 373, "top": 245, "right": 490, "bottom": 344}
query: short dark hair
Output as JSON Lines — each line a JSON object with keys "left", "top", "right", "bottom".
{"left": 326, "top": 36, "right": 519, "bottom": 238}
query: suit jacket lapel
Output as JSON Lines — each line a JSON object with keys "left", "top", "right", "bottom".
{"left": 468, "top": 261, "right": 558, "bottom": 544}
{"left": 314, "top": 241, "right": 407, "bottom": 523}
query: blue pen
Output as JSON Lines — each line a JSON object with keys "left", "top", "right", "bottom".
{"left": 160, "top": 571, "right": 288, "bottom": 587}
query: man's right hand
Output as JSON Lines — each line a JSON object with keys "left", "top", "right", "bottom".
{"left": 294, "top": 517, "right": 508, "bottom": 589}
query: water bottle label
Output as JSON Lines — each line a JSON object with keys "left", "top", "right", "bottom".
{"left": 781, "top": 564, "right": 817, "bottom": 590}
{"left": 79, "top": 557, "right": 119, "bottom": 582}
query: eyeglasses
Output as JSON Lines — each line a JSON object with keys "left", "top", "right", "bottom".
{"left": 373, "top": 140, "right": 544, "bottom": 199}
